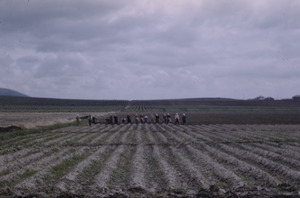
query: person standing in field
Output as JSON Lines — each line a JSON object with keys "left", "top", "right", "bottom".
{"left": 109, "top": 115, "right": 113, "bottom": 124}
{"left": 114, "top": 114, "right": 118, "bottom": 124}
{"left": 163, "top": 113, "right": 167, "bottom": 123}
{"left": 135, "top": 114, "right": 139, "bottom": 124}
{"left": 88, "top": 114, "right": 92, "bottom": 126}
{"left": 144, "top": 115, "right": 148, "bottom": 123}
{"left": 127, "top": 115, "right": 131, "bottom": 124}
{"left": 175, "top": 113, "right": 180, "bottom": 125}
{"left": 92, "top": 115, "right": 97, "bottom": 124}
{"left": 167, "top": 113, "right": 172, "bottom": 124}
{"left": 182, "top": 113, "right": 186, "bottom": 125}
{"left": 140, "top": 114, "right": 144, "bottom": 123}
{"left": 150, "top": 114, "right": 155, "bottom": 123}
{"left": 105, "top": 117, "right": 109, "bottom": 124}
{"left": 76, "top": 114, "right": 80, "bottom": 126}
{"left": 155, "top": 113, "right": 159, "bottom": 123}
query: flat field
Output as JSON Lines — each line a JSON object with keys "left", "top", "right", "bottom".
{"left": 0, "top": 112, "right": 111, "bottom": 130}
{"left": 0, "top": 122, "right": 300, "bottom": 197}
{"left": 1, "top": 97, "right": 300, "bottom": 197}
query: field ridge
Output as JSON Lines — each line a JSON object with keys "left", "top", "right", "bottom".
{"left": 0, "top": 123, "right": 300, "bottom": 197}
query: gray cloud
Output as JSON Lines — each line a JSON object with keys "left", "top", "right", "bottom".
{"left": 0, "top": 0, "right": 299, "bottom": 99}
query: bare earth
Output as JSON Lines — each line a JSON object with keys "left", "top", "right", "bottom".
{"left": 0, "top": 112, "right": 110, "bottom": 129}
{"left": 0, "top": 112, "right": 78, "bottom": 129}
{"left": 0, "top": 122, "right": 300, "bottom": 197}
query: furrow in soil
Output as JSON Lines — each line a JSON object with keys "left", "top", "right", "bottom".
{"left": 129, "top": 144, "right": 147, "bottom": 190}
{"left": 93, "top": 145, "right": 125, "bottom": 188}
{"left": 11, "top": 147, "right": 78, "bottom": 190}
{"left": 173, "top": 125, "right": 283, "bottom": 188}
{"left": 56, "top": 145, "right": 108, "bottom": 192}
{"left": 216, "top": 142, "right": 300, "bottom": 187}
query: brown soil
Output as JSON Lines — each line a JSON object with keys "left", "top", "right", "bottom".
{"left": 1, "top": 124, "right": 300, "bottom": 197}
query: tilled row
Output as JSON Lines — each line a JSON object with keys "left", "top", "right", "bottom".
{"left": 0, "top": 124, "right": 299, "bottom": 197}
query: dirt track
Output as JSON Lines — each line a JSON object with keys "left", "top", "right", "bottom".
{"left": 1, "top": 123, "right": 300, "bottom": 197}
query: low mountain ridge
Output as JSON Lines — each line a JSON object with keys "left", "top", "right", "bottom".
{"left": 0, "top": 88, "right": 29, "bottom": 97}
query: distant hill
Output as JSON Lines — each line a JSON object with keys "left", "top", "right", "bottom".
{"left": 0, "top": 88, "right": 29, "bottom": 97}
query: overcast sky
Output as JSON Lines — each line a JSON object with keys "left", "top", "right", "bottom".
{"left": 0, "top": 0, "right": 299, "bottom": 100}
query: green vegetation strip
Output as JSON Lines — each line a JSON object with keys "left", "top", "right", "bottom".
{"left": 95, "top": 133, "right": 111, "bottom": 144}
{"left": 125, "top": 132, "right": 135, "bottom": 143}
{"left": 0, "top": 169, "right": 37, "bottom": 188}
{"left": 143, "top": 147, "right": 168, "bottom": 186}
{"left": 81, "top": 133, "right": 101, "bottom": 145}
{"left": 0, "top": 169, "right": 11, "bottom": 177}
{"left": 76, "top": 147, "right": 115, "bottom": 185}
{"left": 0, "top": 121, "right": 76, "bottom": 142}
{"left": 40, "top": 152, "right": 88, "bottom": 193}
{"left": 107, "top": 149, "right": 133, "bottom": 189}
{"left": 63, "top": 135, "right": 86, "bottom": 146}
{"left": 48, "top": 154, "right": 86, "bottom": 180}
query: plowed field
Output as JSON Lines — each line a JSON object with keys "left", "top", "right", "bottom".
{"left": 1, "top": 124, "right": 300, "bottom": 197}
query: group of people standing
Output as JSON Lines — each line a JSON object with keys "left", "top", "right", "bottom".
{"left": 104, "top": 113, "right": 186, "bottom": 125}
{"left": 85, "top": 114, "right": 99, "bottom": 126}
{"left": 77, "top": 113, "right": 187, "bottom": 126}
{"left": 105, "top": 114, "right": 120, "bottom": 125}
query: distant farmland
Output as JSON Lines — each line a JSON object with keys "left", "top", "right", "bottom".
{"left": 0, "top": 96, "right": 128, "bottom": 112}
{"left": 1, "top": 96, "right": 300, "bottom": 113}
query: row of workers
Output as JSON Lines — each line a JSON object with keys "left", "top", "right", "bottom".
{"left": 105, "top": 113, "right": 186, "bottom": 125}
{"left": 76, "top": 113, "right": 187, "bottom": 126}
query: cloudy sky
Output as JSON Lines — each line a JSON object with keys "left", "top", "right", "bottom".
{"left": 0, "top": 0, "right": 299, "bottom": 100}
